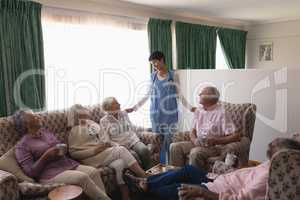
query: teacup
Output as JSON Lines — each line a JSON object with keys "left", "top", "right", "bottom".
{"left": 56, "top": 143, "right": 67, "bottom": 156}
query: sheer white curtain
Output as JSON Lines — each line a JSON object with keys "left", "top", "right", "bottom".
{"left": 216, "top": 35, "right": 229, "bottom": 69}
{"left": 42, "top": 7, "right": 151, "bottom": 127}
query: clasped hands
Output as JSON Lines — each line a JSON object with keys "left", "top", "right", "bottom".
{"left": 178, "top": 184, "right": 204, "bottom": 200}
{"left": 94, "top": 142, "right": 114, "bottom": 154}
{"left": 194, "top": 136, "right": 219, "bottom": 147}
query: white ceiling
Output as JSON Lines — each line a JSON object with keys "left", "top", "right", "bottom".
{"left": 116, "top": 0, "right": 300, "bottom": 24}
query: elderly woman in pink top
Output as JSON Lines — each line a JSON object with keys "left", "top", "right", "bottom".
{"left": 14, "top": 109, "right": 110, "bottom": 200}
{"left": 170, "top": 86, "right": 241, "bottom": 170}
{"left": 125, "top": 137, "right": 300, "bottom": 200}
{"left": 177, "top": 138, "right": 300, "bottom": 200}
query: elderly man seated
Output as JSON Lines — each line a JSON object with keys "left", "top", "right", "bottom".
{"left": 100, "top": 97, "right": 152, "bottom": 170}
{"left": 125, "top": 138, "right": 300, "bottom": 200}
{"left": 170, "top": 86, "right": 241, "bottom": 170}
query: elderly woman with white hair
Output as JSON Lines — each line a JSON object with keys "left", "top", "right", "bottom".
{"left": 100, "top": 97, "right": 152, "bottom": 170}
{"left": 169, "top": 86, "right": 241, "bottom": 170}
{"left": 13, "top": 109, "right": 110, "bottom": 200}
{"left": 67, "top": 104, "right": 148, "bottom": 200}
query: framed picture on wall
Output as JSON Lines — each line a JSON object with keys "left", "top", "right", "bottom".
{"left": 259, "top": 42, "right": 273, "bottom": 61}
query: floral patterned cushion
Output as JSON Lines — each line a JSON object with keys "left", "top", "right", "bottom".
{"left": 172, "top": 131, "right": 190, "bottom": 143}
{"left": 220, "top": 102, "right": 256, "bottom": 140}
{"left": 267, "top": 149, "right": 300, "bottom": 200}
{"left": 0, "top": 117, "right": 22, "bottom": 156}
{"left": 136, "top": 131, "right": 161, "bottom": 165}
{"left": 18, "top": 182, "right": 65, "bottom": 197}
{"left": 212, "top": 161, "right": 236, "bottom": 174}
{"left": 0, "top": 170, "right": 19, "bottom": 200}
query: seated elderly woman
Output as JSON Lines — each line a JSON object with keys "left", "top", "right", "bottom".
{"left": 67, "top": 104, "right": 148, "bottom": 200}
{"left": 100, "top": 97, "right": 152, "bottom": 170}
{"left": 13, "top": 109, "right": 110, "bottom": 200}
{"left": 126, "top": 137, "right": 300, "bottom": 200}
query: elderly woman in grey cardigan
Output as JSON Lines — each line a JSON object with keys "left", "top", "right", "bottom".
{"left": 67, "top": 104, "right": 148, "bottom": 200}
{"left": 100, "top": 97, "right": 152, "bottom": 170}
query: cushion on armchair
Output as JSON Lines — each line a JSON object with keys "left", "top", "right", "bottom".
{"left": 136, "top": 131, "right": 162, "bottom": 165}
{"left": 267, "top": 149, "right": 300, "bottom": 200}
{"left": 0, "top": 170, "right": 20, "bottom": 200}
{"left": 212, "top": 160, "right": 236, "bottom": 174}
{"left": 0, "top": 147, "right": 34, "bottom": 183}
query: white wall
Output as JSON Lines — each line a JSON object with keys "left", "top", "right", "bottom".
{"left": 246, "top": 19, "right": 300, "bottom": 69}
{"left": 238, "top": 20, "right": 300, "bottom": 160}
{"left": 176, "top": 67, "right": 300, "bottom": 162}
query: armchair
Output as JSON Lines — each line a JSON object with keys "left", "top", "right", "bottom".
{"left": 265, "top": 132, "right": 300, "bottom": 200}
{"left": 172, "top": 102, "right": 257, "bottom": 171}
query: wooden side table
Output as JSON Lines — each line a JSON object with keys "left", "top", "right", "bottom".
{"left": 48, "top": 185, "right": 83, "bottom": 200}
{"left": 247, "top": 160, "right": 261, "bottom": 167}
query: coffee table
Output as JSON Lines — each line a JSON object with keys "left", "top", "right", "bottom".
{"left": 48, "top": 185, "right": 83, "bottom": 200}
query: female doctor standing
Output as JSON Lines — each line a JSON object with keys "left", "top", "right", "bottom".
{"left": 126, "top": 51, "right": 196, "bottom": 164}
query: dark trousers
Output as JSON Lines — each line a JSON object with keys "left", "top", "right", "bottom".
{"left": 147, "top": 165, "right": 211, "bottom": 200}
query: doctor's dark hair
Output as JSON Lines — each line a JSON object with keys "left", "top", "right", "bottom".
{"left": 149, "top": 51, "right": 165, "bottom": 63}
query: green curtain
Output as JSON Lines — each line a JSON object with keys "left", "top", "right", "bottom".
{"left": 217, "top": 28, "right": 247, "bottom": 69}
{"left": 0, "top": 0, "right": 45, "bottom": 117}
{"left": 176, "top": 22, "right": 217, "bottom": 69}
{"left": 147, "top": 18, "right": 173, "bottom": 70}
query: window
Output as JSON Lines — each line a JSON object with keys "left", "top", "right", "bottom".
{"left": 216, "top": 35, "right": 229, "bottom": 69}
{"left": 42, "top": 8, "right": 151, "bottom": 127}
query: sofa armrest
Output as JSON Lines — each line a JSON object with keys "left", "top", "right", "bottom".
{"left": 172, "top": 131, "right": 190, "bottom": 143}
{"left": 222, "top": 136, "right": 251, "bottom": 167}
{"left": 0, "top": 170, "right": 19, "bottom": 200}
{"left": 266, "top": 149, "right": 300, "bottom": 200}
{"left": 136, "top": 131, "right": 162, "bottom": 165}
{"left": 136, "top": 131, "right": 161, "bottom": 153}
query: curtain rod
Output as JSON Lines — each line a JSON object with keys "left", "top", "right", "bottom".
{"left": 42, "top": 5, "right": 149, "bottom": 24}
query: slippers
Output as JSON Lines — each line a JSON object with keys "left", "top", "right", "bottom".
{"left": 123, "top": 171, "right": 147, "bottom": 193}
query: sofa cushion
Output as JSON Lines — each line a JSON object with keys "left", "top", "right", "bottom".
{"left": 0, "top": 147, "right": 34, "bottom": 183}
{"left": 0, "top": 169, "right": 20, "bottom": 200}
{"left": 19, "top": 182, "right": 65, "bottom": 197}
{"left": 212, "top": 160, "right": 236, "bottom": 174}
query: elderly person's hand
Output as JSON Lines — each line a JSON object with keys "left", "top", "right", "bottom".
{"left": 124, "top": 108, "right": 134, "bottom": 113}
{"left": 178, "top": 184, "right": 219, "bottom": 200}
{"left": 104, "top": 142, "right": 113, "bottom": 148}
{"left": 178, "top": 184, "right": 203, "bottom": 200}
{"left": 194, "top": 136, "right": 217, "bottom": 147}
{"left": 190, "top": 107, "right": 197, "bottom": 112}
{"left": 205, "top": 137, "right": 219, "bottom": 146}
{"left": 43, "top": 146, "right": 62, "bottom": 161}
{"left": 94, "top": 143, "right": 111, "bottom": 154}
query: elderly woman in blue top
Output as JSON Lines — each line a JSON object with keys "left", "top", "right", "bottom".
{"left": 126, "top": 51, "right": 196, "bottom": 164}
